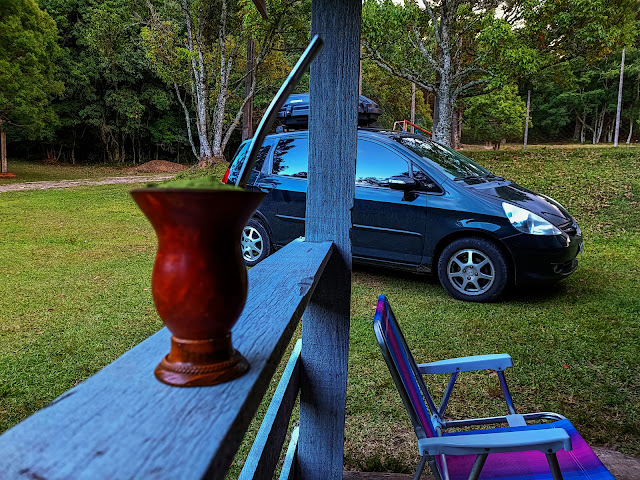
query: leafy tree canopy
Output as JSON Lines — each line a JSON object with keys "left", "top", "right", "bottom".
{"left": 0, "top": 0, "right": 63, "bottom": 139}
{"left": 463, "top": 84, "right": 526, "bottom": 149}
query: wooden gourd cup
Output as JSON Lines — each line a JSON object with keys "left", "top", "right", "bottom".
{"left": 131, "top": 188, "right": 265, "bottom": 387}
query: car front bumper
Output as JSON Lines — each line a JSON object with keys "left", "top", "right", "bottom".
{"left": 503, "top": 232, "right": 583, "bottom": 285}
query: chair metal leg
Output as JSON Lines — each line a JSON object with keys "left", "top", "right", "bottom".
{"left": 413, "top": 455, "right": 428, "bottom": 480}
{"left": 467, "top": 453, "right": 488, "bottom": 480}
{"left": 426, "top": 456, "right": 444, "bottom": 480}
{"left": 497, "top": 371, "right": 516, "bottom": 415}
{"left": 546, "top": 453, "right": 564, "bottom": 480}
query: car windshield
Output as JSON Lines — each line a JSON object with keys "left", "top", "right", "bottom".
{"left": 396, "top": 136, "right": 493, "bottom": 180}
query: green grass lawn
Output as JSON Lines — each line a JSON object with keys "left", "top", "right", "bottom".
{"left": 0, "top": 148, "right": 638, "bottom": 475}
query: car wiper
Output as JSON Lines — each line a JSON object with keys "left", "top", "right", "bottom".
{"left": 482, "top": 174, "right": 505, "bottom": 181}
{"left": 454, "top": 174, "right": 485, "bottom": 182}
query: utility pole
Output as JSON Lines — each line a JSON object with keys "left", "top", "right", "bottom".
{"left": 242, "top": 38, "right": 256, "bottom": 141}
{"left": 410, "top": 83, "right": 415, "bottom": 133}
{"left": 614, "top": 48, "right": 625, "bottom": 147}
{"left": 359, "top": 41, "right": 363, "bottom": 95}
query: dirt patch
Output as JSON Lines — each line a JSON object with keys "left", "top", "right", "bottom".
{"left": 126, "top": 160, "right": 189, "bottom": 174}
{"left": 0, "top": 175, "right": 175, "bottom": 193}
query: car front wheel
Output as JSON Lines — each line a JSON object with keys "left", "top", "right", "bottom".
{"left": 437, "top": 238, "right": 508, "bottom": 302}
{"left": 241, "top": 219, "right": 271, "bottom": 267}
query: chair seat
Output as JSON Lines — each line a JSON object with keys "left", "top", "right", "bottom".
{"left": 443, "top": 419, "right": 614, "bottom": 480}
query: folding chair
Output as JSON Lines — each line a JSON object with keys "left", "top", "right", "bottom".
{"left": 372, "top": 294, "right": 615, "bottom": 480}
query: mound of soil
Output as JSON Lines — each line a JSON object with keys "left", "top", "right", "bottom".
{"left": 127, "top": 160, "right": 189, "bottom": 174}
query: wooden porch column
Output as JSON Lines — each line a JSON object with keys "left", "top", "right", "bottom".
{"left": 298, "top": 0, "right": 361, "bottom": 479}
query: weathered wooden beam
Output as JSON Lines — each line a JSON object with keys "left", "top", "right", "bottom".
{"left": 298, "top": 1, "right": 362, "bottom": 479}
{"left": 0, "top": 240, "right": 333, "bottom": 480}
{"left": 239, "top": 340, "right": 301, "bottom": 480}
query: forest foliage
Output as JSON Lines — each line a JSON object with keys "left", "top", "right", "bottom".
{"left": 1, "top": 0, "right": 639, "bottom": 165}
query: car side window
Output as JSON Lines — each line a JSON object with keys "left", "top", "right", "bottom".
{"left": 273, "top": 137, "right": 308, "bottom": 178}
{"left": 356, "top": 140, "right": 410, "bottom": 187}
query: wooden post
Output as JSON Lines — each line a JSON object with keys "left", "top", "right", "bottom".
{"left": 243, "top": 38, "right": 256, "bottom": 141}
{"left": 298, "top": 1, "right": 361, "bottom": 479}
{"left": 1, "top": 120, "right": 7, "bottom": 174}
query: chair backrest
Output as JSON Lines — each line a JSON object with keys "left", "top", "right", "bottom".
{"left": 373, "top": 295, "right": 438, "bottom": 439}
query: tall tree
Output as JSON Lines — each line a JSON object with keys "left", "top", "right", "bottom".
{"left": 41, "top": 0, "right": 187, "bottom": 165}
{"left": 142, "top": 0, "right": 303, "bottom": 166}
{"left": 362, "top": 0, "right": 541, "bottom": 145}
{"left": 361, "top": 58, "right": 431, "bottom": 130}
{"left": 0, "top": 0, "right": 63, "bottom": 159}
{"left": 462, "top": 84, "right": 526, "bottom": 149}
{"left": 362, "top": 0, "right": 637, "bottom": 146}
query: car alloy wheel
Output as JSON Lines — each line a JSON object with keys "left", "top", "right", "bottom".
{"left": 241, "top": 219, "right": 271, "bottom": 266}
{"left": 447, "top": 249, "right": 495, "bottom": 296}
{"left": 438, "top": 238, "right": 508, "bottom": 302}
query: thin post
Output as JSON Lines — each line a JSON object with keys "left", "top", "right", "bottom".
{"left": 243, "top": 37, "right": 256, "bottom": 141}
{"left": 614, "top": 47, "right": 625, "bottom": 147}
{"left": 1, "top": 120, "right": 6, "bottom": 173}
{"left": 359, "top": 41, "right": 363, "bottom": 95}
{"left": 298, "top": 1, "right": 361, "bottom": 479}
{"left": 411, "top": 83, "right": 416, "bottom": 133}
{"left": 524, "top": 89, "right": 531, "bottom": 150}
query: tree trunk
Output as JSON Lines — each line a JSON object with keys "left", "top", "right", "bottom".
{"left": 614, "top": 47, "right": 625, "bottom": 147}
{"left": 434, "top": 87, "right": 453, "bottom": 145}
{"left": 595, "top": 108, "right": 605, "bottom": 143}
{"left": 627, "top": 116, "right": 634, "bottom": 144}
{"left": 173, "top": 82, "right": 198, "bottom": 160}
{"left": 182, "top": 0, "right": 213, "bottom": 162}
{"left": 432, "top": 93, "right": 439, "bottom": 135}
{"left": 524, "top": 89, "right": 531, "bottom": 150}
{"left": 573, "top": 116, "right": 581, "bottom": 141}
{"left": 450, "top": 108, "right": 459, "bottom": 148}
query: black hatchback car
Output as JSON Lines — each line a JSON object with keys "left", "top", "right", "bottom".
{"left": 224, "top": 129, "right": 583, "bottom": 302}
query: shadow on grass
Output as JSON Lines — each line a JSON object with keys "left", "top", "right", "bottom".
{"left": 353, "top": 263, "right": 571, "bottom": 305}
{"left": 507, "top": 282, "right": 569, "bottom": 304}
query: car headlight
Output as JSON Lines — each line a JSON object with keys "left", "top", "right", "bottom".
{"left": 502, "top": 203, "right": 562, "bottom": 236}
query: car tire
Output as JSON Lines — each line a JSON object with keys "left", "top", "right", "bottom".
{"left": 437, "top": 238, "right": 508, "bottom": 302}
{"left": 241, "top": 219, "right": 271, "bottom": 267}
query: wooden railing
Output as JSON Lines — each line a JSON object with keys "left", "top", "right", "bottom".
{"left": 0, "top": 239, "right": 334, "bottom": 480}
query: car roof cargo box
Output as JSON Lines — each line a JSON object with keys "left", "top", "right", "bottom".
{"left": 277, "top": 93, "right": 382, "bottom": 128}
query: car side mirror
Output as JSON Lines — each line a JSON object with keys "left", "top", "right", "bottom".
{"left": 422, "top": 182, "right": 441, "bottom": 193}
{"left": 388, "top": 176, "right": 417, "bottom": 191}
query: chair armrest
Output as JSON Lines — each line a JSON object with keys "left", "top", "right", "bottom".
{"left": 418, "top": 428, "right": 571, "bottom": 456}
{"left": 418, "top": 354, "right": 513, "bottom": 374}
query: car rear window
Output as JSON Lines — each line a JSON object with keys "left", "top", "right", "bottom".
{"left": 227, "top": 142, "right": 272, "bottom": 185}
